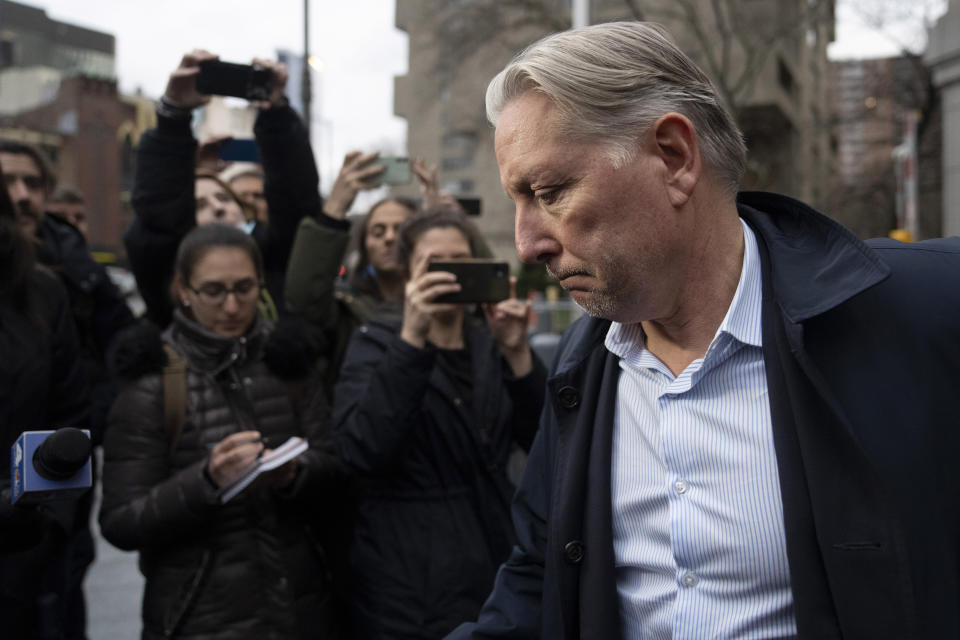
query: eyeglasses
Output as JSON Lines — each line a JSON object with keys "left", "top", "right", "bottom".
{"left": 188, "top": 278, "right": 261, "bottom": 306}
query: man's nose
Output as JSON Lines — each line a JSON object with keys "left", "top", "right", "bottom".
{"left": 514, "top": 203, "right": 559, "bottom": 264}
{"left": 8, "top": 178, "right": 29, "bottom": 203}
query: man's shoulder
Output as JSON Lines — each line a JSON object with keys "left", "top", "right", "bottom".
{"left": 552, "top": 314, "right": 611, "bottom": 373}
{"left": 862, "top": 236, "right": 960, "bottom": 307}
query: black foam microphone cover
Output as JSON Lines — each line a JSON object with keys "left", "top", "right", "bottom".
{"left": 33, "top": 428, "right": 91, "bottom": 480}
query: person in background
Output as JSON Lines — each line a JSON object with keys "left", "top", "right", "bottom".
{"left": 449, "top": 21, "right": 960, "bottom": 639}
{"left": 284, "top": 153, "right": 467, "bottom": 395}
{"left": 47, "top": 187, "right": 89, "bottom": 239}
{"left": 125, "top": 49, "right": 318, "bottom": 328}
{"left": 0, "top": 162, "right": 90, "bottom": 639}
{"left": 332, "top": 210, "right": 546, "bottom": 639}
{"left": 101, "top": 223, "right": 343, "bottom": 640}
{"left": 0, "top": 139, "right": 134, "bottom": 639}
{"left": 221, "top": 163, "right": 269, "bottom": 223}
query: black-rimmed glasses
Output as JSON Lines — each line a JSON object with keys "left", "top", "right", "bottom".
{"left": 188, "top": 278, "right": 261, "bottom": 306}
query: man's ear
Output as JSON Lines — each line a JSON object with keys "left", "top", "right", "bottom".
{"left": 651, "top": 113, "right": 700, "bottom": 207}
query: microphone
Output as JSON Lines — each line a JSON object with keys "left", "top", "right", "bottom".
{"left": 10, "top": 428, "right": 92, "bottom": 505}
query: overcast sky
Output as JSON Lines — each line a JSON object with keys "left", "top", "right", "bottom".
{"left": 22, "top": 0, "right": 948, "bottom": 196}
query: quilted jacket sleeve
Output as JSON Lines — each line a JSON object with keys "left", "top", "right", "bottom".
{"left": 99, "top": 374, "right": 220, "bottom": 551}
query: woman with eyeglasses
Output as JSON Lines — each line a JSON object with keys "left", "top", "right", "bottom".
{"left": 99, "top": 223, "right": 344, "bottom": 639}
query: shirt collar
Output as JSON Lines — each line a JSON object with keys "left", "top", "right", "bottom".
{"left": 605, "top": 218, "right": 763, "bottom": 360}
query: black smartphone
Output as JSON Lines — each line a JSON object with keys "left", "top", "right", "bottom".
{"left": 428, "top": 260, "right": 510, "bottom": 303}
{"left": 219, "top": 138, "right": 261, "bottom": 163}
{"left": 196, "top": 60, "right": 273, "bottom": 101}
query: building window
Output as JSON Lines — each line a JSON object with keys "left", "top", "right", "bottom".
{"left": 442, "top": 131, "right": 476, "bottom": 150}
{"left": 778, "top": 58, "right": 795, "bottom": 96}
{"left": 0, "top": 39, "right": 15, "bottom": 69}
{"left": 442, "top": 179, "right": 475, "bottom": 194}
{"left": 442, "top": 156, "right": 475, "bottom": 171}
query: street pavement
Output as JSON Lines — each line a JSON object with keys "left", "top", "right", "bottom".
{"left": 85, "top": 450, "right": 143, "bottom": 639}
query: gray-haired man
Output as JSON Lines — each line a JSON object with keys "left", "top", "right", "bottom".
{"left": 448, "top": 21, "right": 960, "bottom": 640}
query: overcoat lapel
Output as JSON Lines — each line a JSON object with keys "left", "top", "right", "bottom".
{"left": 755, "top": 231, "right": 918, "bottom": 638}
{"left": 548, "top": 340, "right": 622, "bottom": 640}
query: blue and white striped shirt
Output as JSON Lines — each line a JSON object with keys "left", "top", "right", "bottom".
{"left": 606, "top": 220, "right": 797, "bottom": 639}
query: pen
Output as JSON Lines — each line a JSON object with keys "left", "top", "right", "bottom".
{"left": 204, "top": 436, "right": 270, "bottom": 451}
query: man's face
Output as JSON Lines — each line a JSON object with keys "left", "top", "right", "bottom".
{"left": 47, "top": 201, "right": 89, "bottom": 239}
{"left": 494, "top": 92, "right": 685, "bottom": 324}
{"left": 0, "top": 152, "right": 46, "bottom": 236}
{"left": 230, "top": 174, "right": 268, "bottom": 223}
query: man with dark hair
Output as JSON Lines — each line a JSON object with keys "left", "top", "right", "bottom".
{"left": 449, "top": 21, "right": 960, "bottom": 640}
{"left": 0, "top": 139, "right": 56, "bottom": 237}
{"left": 0, "top": 139, "right": 134, "bottom": 640}
{"left": 48, "top": 187, "right": 89, "bottom": 239}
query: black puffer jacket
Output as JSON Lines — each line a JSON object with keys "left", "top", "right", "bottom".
{"left": 332, "top": 315, "right": 546, "bottom": 639}
{"left": 101, "top": 312, "right": 343, "bottom": 640}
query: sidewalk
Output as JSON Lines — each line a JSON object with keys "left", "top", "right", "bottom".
{"left": 85, "top": 450, "right": 143, "bottom": 639}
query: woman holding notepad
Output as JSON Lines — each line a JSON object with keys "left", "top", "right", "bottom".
{"left": 100, "top": 223, "right": 343, "bottom": 639}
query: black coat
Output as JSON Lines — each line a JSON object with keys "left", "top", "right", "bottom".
{"left": 100, "top": 313, "right": 343, "bottom": 640}
{"left": 332, "top": 315, "right": 546, "bottom": 639}
{"left": 38, "top": 212, "right": 134, "bottom": 442}
{"left": 447, "top": 192, "right": 960, "bottom": 639}
{"left": 0, "top": 267, "right": 89, "bottom": 634}
{"left": 125, "top": 104, "right": 320, "bottom": 328}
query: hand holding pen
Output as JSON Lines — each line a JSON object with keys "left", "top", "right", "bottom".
{"left": 206, "top": 431, "right": 264, "bottom": 489}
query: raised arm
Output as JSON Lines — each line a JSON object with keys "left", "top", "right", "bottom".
{"left": 126, "top": 51, "right": 215, "bottom": 326}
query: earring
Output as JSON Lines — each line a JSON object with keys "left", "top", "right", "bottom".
{"left": 181, "top": 299, "right": 190, "bottom": 307}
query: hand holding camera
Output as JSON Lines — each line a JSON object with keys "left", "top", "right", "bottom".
{"left": 164, "top": 49, "right": 219, "bottom": 110}
{"left": 164, "top": 51, "right": 286, "bottom": 112}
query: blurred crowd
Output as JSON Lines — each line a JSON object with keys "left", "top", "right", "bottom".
{"left": 0, "top": 49, "right": 545, "bottom": 640}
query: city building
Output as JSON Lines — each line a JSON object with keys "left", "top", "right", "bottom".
{"left": 926, "top": 0, "right": 960, "bottom": 237}
{"left": 826, "top": 56, "right": 942, "bottom": 239}
{"left": 394, "top": 0, "right": 836, "bottom": 262}
{"left": 0, "top": 0, "right": 149, "bottom": 257}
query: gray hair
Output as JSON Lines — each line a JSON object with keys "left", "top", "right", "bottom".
{"left": 486, "top": 21, "right": 746, "bottom": 193}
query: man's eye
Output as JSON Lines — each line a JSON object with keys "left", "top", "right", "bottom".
{"left": 23, "top": 177, "right": 42, "bottom": 190}
{"left": 534, "top": 189, "right": 559, "bottom": 205}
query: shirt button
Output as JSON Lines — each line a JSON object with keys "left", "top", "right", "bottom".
{"left": 681, "top": 572, "right": 698, "bottom": 587}
{"left": 674, "top": 479, "right": 688, "bottom": 494}
{"left": 453, "top": 397, "right": 462, "bottom": 406}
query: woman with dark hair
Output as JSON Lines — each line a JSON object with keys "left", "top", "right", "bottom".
{"left": 332, "top": 210, "right": 546, "bottom": 639}
{"left": 125, "top": 50, "right": 316, "bottom": 328}
{"left": 0, "top": 164, "right": 89, "bottom": 636}
{"left": 283, "top": 150, "right": 422, "bottom": 394}
{"left": 100, "top": 223, "right": 343, "bottom": 639}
